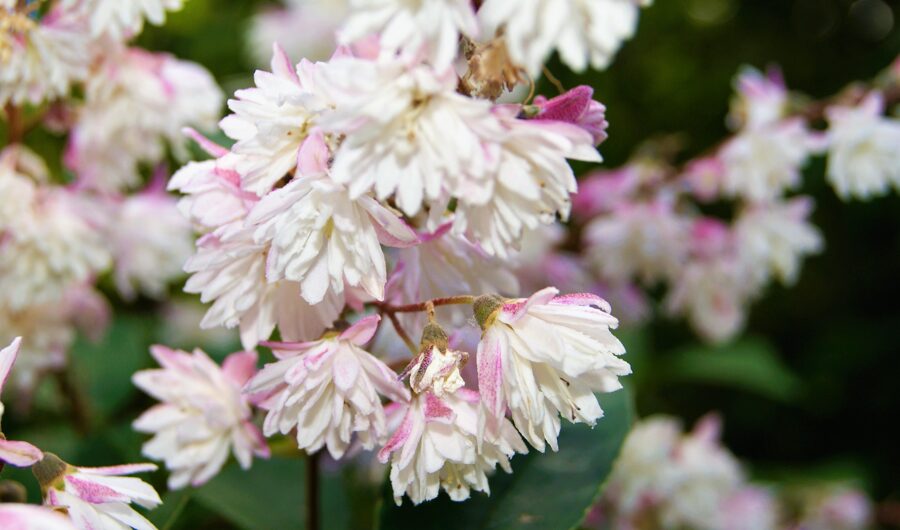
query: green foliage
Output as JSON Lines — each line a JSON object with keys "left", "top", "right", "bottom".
{"left": 377, "top": 388, "right": 633, "bottom": 530}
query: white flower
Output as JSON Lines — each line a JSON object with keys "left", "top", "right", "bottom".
{"left": 245, "top": 315, "right": 410, "bottom": 459}
{"left": 132, "top": 347, "right": 269, "bottom": 489}
{"left": 183, "top": 221, "right": 343, "bottom": 349}
{"left": 0, "top": 155, "right": 111, "bottom": 311}
{"left": 0, "top": 337, "right": 44, "bottom": 467}
{"left": 221, "top": 45, "right": 328, "bottom": 195}
{"left": 728, "top": 67, "right": 789, "bottom": 130}
{"left": 825, "top": 91, "right": 900, "bottom": 200}
{"left": 404, "top": 344, "right": 467, "bottom": 397}
{"left": 339, "top": 0, "right": 477, "bottom": 70}
{"left": 716, "top": 487, "right": 780, "bottom": 530}
{"left": 583, "top": 197, "right": 691, "bottom": 284}
{"left": 247, "top": 130, "right": 417, "bottom": 304}
{"left": 37, "top": 456, "right": 162, "bottom": 530}
{"left": 0, "top": 287, "right": 108, "bottom": 397}
{"left": 478, "top": 0, "right": 650, "bottom": 76}
{"left": 109, "top": 185, "right": 194, "bottom": 300}
{"left": 735, "top": 197, "right": 823, "bottom": 285}
{"left": 317, "top": 56, "right": 503, "bottom": 217}
{"left": 720, "top": 119, "right": 813, "bottom": 201}
{"left": 797, "top": 486, "right": 873, "bottom": 530}
{"left": 247, "top": 0, "right": 347, "bottom": 65}
{"left": 0, "top": 504, "right": 77, "bottom": 530}
{"left": 476, "top": 287, "right": 630, "bottom": 451}
{"left": 378, "top": 389, "right": 526, "bottom": 505}
{"left": 390, "top": 224, "right": 518, "bottom": 325}
{"left": 0, "top": 7, "right": 89, "bottom": 106}
{"left": 60, "top": 0, "right": 186, "bottom": 40}
{"left": 453, "top": 108, "right": 601, "bottom": 258}
{"left": 603, "top": 415, "right": 745, "bottom": 530}
{"left": 67, "top": 48, "right": 222, "bottom": 192}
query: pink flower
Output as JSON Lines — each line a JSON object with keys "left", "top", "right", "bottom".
{"left": 0, "top": 504, "right": 77, "bottom": 530}
{"left": 245, "top": 315, "right": 409, "bottom": 459}
{"left": 36, "top": 456, "right": 162, "bottom": 530}
{"left": 378, "top": 390, "right": 526, "bottom": 505}
{"left": 132, "top": 347, "right": 269, "bottom": 489}
{"left": 532, "top": 85, "right": 609, "bottom": 145}
{"left": 475, "top": 288, "right": 630, "bottom": 451}
{"left": 0, "top": 337, "right": 44, "bottom": 468}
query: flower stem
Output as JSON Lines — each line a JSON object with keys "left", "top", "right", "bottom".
{"left": 377, "top": 295, "right": 475, "bottom": 314}
{"left": 54, "top": 370, "right": 90, "bottom": 435}
{"left": 386, "top": 311, "right": 417, "bottom": 355}
{"left": 3, "top": 104, "right": 24, "bottom": 145}
{"left": 306, "top": 452, "right": 320, "bottom": 530}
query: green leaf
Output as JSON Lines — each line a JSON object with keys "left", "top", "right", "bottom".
{"left": 377, "top": 388, "right": 634, "bottom": 530}
{"left": 193, "top": 457, "right": 305, "bottom": 530}
{"left": 70, "top": 314, "right": 158, "bottom": 421}
{"left": 661, "top": 338, "right": 802, "bottom": 402}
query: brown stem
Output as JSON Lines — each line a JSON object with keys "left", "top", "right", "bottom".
{"left": 4, "top": 104, "right": 24, "bottom": 145}
{"left": 54, "top": 371, "right": 91, "bottom": 435}
{"left": 386, "top": 311, "right": 417, "bottom": 355}
{"left": 377, "top": 295, "right": 475, "bottom": 314}
{"left": 542, "top": 66, "right": 566, "bottom": 94}
{"left": 306, "top": 452, "right": 320, "bottom": 530}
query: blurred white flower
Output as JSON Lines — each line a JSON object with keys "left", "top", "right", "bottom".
{"left": 826, "top": 91, "right": 900, "bottom": 200}
{"left": 247, "top": 0, "right": 347, "bottom": 65}
{"left": 66, "top": 48, "right": 222, "bottom": 192}
{"left": 735, "top": 197, "right": 823, "bottom": 286}
{"left": 378, "top": 389, "right": 526, "bottom": 505}
{"left": 0, "top": 6, "right": 89, "bottom": 106}
{"left": 245, "top": 315, "right": 409, "bottom": 459}
{"left": 60, "top": 0, "right": 186, "bottom": 40}
{"left": 476, "top": 287, "right": 629, "bottom": 451}
{"left": 0, "top": 337, "right": 44, "bottom": 467}
{"left": 796, "top": 486, "right": 873, "bottom": 530}
{"left": 478, "top": 0, "right": 649, "bottom": 76}
{"left": 339, "top": 0, "right": 477, "bottom": 70}
{"left": 0, "top": 504, "right": 77, "bottom": 530}
{"left": 133, "top": 347, "right": 269, "bottom": 489}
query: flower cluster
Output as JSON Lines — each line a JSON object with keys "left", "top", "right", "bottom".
{"left": 1, "top": 0, "right": 216, "bottom": 397}
{"left": 155, "top": 0, "right": 655, "bottom": 505}
{"left": 523, "top": 62, "right": 900, "bottom": 342}
{"left": 587, "top": 414, "right": 873, "bottom": 530}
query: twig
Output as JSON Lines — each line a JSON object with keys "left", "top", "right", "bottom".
{"left": 542, "top": 66, "right": 566, "bottom": 94}
{"left": 306, "top": 452, "right": 320, "bottom": 530}
{"left": 377, "top": 295, "right": 475, "bottom": 314}
{"left": 386, "top": 311, "right": 417, "bottom": 355}
{"left": 54, "top": 370, "right": 91, "bottom": 435}
{"left": 3, "top": 104, "right": 24, "bottom": 145}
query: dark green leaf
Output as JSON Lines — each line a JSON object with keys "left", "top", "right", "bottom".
{"left": 378, "top": 388, "right": 633, "bottom": 530}
{"left": 661, "top": 338, "right": 802, "bottom": 402}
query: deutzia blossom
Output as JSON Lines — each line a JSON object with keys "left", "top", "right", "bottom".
{"left": 0, "top": 337, "right": 44, "bottom": 467}
{"left": 109, "top": 182, "right": 194, "bottom": 300}
{"left": 665, "top": 219, "right": 756, "bottom": 343}
{"left": 0, "top": 504, "right": 77, "bottom": 530}
{"left": 60, "top": 0, "right": 186, "bottom": 40}
{"left": 0, "top": 6, "right": 89, "bottom": 106}
{"left": 0, "top": 154, "right": 111, "bottom": 311}
{"left": 602, "top": 415, "right": 745, "bottom": 530}
{"left": 35, "top": 455, "right": 162, "bottom": 530}
{"left": 245, "top": 316, "right": 409, "bottom": 459}
{"left": 221, "top": 45, "right": 328, "bottom": 195}
{"left": 716, "top": 487, "right": 780, "bottom": 530}
{"left": 825, "top": 91, "right": 900, "bottom": 200}
{"left": 453, "top": 107, "right": 601, "bottom": 258}
{"left": 339, "top": 0, "right": 478, "bottom": 70}
{"left": 719, "top": 119, "right": 813, "bottom": 201}
{"left": 183, "top": 222, "right": 344, "bottom": 349}
{"left": 476, "top": 287, "right": 630, "bottom": 451}
{"left": 478, "top": 0, "right": 650, "bottom": 76}
{"left": 132, "top": 346, "right": 269, "bottom": 489}
{"left": 246, "top": 131, "right": 418, "bottom": 304}
{"left": 735, "top": 197, "right": 823, "bottom": 285}
{"left": 583, "top": 197, "right": 691, "bottom": 284}
{"left": 378, "top": 389, "right": 526, "bottom": 505}
{"left": 66, "top": 48, "right": 222, "bottom": 192}
{"left": 796, "top": 487, "right": 873, "bottom": 530}
{"left": 247, "top": 0, "right": 347, "bottom": 65}
{"left": 317, "top": 55, "right": 503, "bottom": 216}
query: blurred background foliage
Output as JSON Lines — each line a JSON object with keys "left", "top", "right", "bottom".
{"left": 4, "top": 0, "right": 900, "bottom": 527}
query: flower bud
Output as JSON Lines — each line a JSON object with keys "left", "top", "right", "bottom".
{"left": 473, "top": 294, "right": 504, "bottom": 330}
{"left": 400, "top": 321, "right": 468, "bottom": 397}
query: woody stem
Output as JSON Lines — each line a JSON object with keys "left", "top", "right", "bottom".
{"left": 385, "top": 311, "right": 417, "bottom": 355}
{"left": 377, "top": 295, "right": 475, "bottom": 314}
